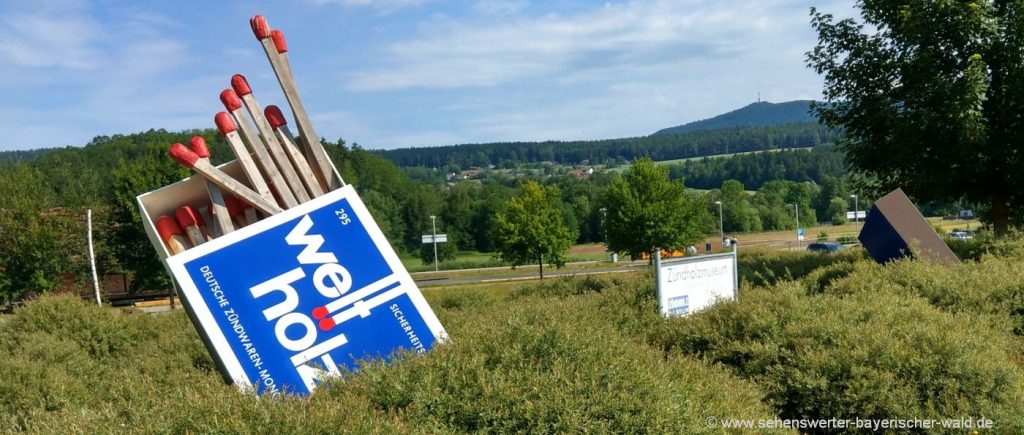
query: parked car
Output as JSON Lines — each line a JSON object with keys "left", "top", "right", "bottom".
{"left": 948, "top": 231, "right": 973, "bottom": 240}
{"left": 807, "top": 242, "right": 845, "bottom": 253}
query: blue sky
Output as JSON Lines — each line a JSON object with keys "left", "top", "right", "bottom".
{"left": 0, "top": 0, "right": 854, "bottom": 151}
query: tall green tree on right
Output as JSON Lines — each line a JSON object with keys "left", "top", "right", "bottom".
{"left": 808, "top": 2, "right": 1024, "bottom": 233}
{"left": 603, "top": 158, "right": 708, "bottom": 259}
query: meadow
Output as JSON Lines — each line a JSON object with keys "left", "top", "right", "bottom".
{"left": 1, "top": 235, "right": 1023, "bottom": 432}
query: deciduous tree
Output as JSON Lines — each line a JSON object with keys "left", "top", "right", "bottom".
{"left": 603, "top": 158, "right": 708, "bottom": 259}
{"left": 494, "top": 181, "right": 574, "bottom": 278}
{"left": 808, "top": 1, "right": 1024, "bottom": 233}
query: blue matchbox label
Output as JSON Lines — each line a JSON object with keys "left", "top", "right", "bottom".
{"left": 167, "top": 186, "right": 445, "bottom": 395}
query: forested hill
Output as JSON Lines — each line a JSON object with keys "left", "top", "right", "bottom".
{"left": 0, "top": 148, "right": 59, "bottom": 164}
{"left": 373, "top": 122, "right": 837, "bottom": 169}
{"left": 653, "top": 101, "right": 818, "bottom": 136}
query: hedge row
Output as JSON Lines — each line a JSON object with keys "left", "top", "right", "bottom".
{"left": 0, "top": 283, "right": 780, "bottom": 433}
{"left": 4, "top": 245, "right": 1023, "bottom": 432}
{"left": 654, "top": 247, "right": 1024, "bottom": 431}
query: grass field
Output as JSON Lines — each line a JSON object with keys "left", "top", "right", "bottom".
{"left": 401, "top": 246, "right": 610, "bottom": 273}
{"left": 605, "top": 148, "right": 808, "bottom": 173}
{"left": 702, "top": 217, "right": 980, "bottom": 251}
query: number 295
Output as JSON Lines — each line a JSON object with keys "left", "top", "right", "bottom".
{"left": 335, "top": 208, "right": 351, "bottom": 225}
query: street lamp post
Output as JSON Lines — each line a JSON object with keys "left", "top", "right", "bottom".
{"left": 714, "top": 201, "right": 724, "bottom": 248}
{"left": 430, "top": 215, "right": 438, "bottom": 272}
{"left": 850, "top": 194, "right": 859, "bottom": 230}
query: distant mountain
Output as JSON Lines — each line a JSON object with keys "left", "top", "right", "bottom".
{"left": 653, "top": 100, "right": 819, "bottom": 136}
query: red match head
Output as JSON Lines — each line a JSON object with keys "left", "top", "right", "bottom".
{"left": 231, "top": 74, "right": 252, "bottom": 97}
{"left": 156, "top": 215, "right": 184, "bottom": 243}
{"left": 189, "top": 136, "right": 210, "bottom": 159}
{"left": 264, "top": 105, "right": 287, "bottom": 129}
{"left": 220, "top": 89, "right": 242, "bottom": 111}
{"left": 271, "top": 29, "right": 287, "bottom": 53}
{"left": 168, "top": 143, "right": 198, "bottom": 168}
{"left": 224, "top": 195, "right": 243, "bottom": 217}
{"left": 250, "top": 15, "right": 271, "bottom": 40}
{"left": 175, "top": 205, "right": 204, "bottom": 229}
{"left": 215, "top": 112, "right": 237, "bottom": 135}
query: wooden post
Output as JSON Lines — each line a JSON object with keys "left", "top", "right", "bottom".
{"left": 87, "top": 209, "right": 101, "bottom": 306}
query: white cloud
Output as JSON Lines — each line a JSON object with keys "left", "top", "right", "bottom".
{"left": 334, "top": 0, "right": 859, "bottom": 148}
{"left": 345, "top": 0, "right": 779, "bottom": 91}
{"left": 0, "top": 11, "right": 101, "bottom": 70}
{"left": 472, "top": 0, "right": 527, "bottom": 16}
{"left": 0, "top": 1, "right": 205, "bottom": 150}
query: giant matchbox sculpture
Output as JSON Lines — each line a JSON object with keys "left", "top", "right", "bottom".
{"left": 135, "top": 15, "right": 446, "bottom": 395}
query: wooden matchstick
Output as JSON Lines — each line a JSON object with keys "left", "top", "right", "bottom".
{"left": 265, "top": 104, "right": 325, "bottom": 197}
{"left": 175, "top": 205, "right": 208, "bottom": 246}
{"left": 223, "top": 195, "right": 250, "bottom": 229}
{"left": 169, "top": 143, "right": 283, "bottom": 215}
{"left": 156, "top": 215, "right": 191, "bottom": 255}
{"left": 197, "top": 205, "right": 221, "bottom": 238}
{"left": 251, "top": 16, "right": 344, "bottom": 190}
{"left": 220, "top": 88, "right": 299, "bottom": 209}
{"left": 238, "top": 197, "right": 259, "bottom": 225}
{"left": 231, "top": 74, "right": 311, "bottom": 204}
{"left": 189, "top": 136, "right": 236, "bottom": 235}
{"left": 214, "top": 110, "right": 276, "bottom": 208}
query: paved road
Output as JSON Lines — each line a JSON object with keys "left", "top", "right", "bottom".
{"left": 414, "top": 261, "right": 650, "bottom": 287}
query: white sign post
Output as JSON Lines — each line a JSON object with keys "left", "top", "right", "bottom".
{"left": 422, "top": 216, "right": 448, "bottom": 273}
{"left": 654, "top": 248, "right": 738, "bottom": 317}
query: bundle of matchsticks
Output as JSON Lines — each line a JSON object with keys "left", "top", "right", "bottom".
{"left": 156, "top": 15, "right": 345, "bottom": 255}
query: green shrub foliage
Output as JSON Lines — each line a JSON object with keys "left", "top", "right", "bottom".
{"left": 653, "top": 283, "right": 1024, "bottom": 429}
{"left": 5, "top": 250, "right": 1024, "bottom": 432}
{"left": 0, "top": 281, "right": 782, "bottom": 433}
{"left": 738, "top": 248, "right": 866, "bottom": 287}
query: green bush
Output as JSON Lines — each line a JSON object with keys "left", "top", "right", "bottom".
{"left": 338, "top": 291, "right": 781, "bottom": 433}
{"left": 945, "top": 230, "right": 1024, "bottom": 261}
{"left": 0, "top": 285, "right": 784, "bottom": 433}
{"left": 835, "top": 235, "right": 857, "bottom": 244}
{"left": 823, "top": 255, "right": 1024, "bottom": 335}
{"left": 652, "top": 284, "right": 1024, "bottom": 428}
{"left": 510, "top": 274, "right": 620, "bottom": 300}
{"left": 738, "top": 249, "right": 866, "bottom": 287}
{"left": 797, "top": 260, "right": 864, "bottom": 295}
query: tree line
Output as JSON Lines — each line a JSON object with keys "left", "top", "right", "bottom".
{"left": 373, "top": 122, "right": 839, "bottom": 169}
{"left": 667, "top": 145, "right": 846, "bottom": 190}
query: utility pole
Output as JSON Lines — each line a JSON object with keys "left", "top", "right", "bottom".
{"left": 430, "top": 215, "right": 438, "bottom": 272}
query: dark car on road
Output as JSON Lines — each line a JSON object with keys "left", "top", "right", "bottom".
{"left": 806, "top": 242, "right": 845, "bottom": 253}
